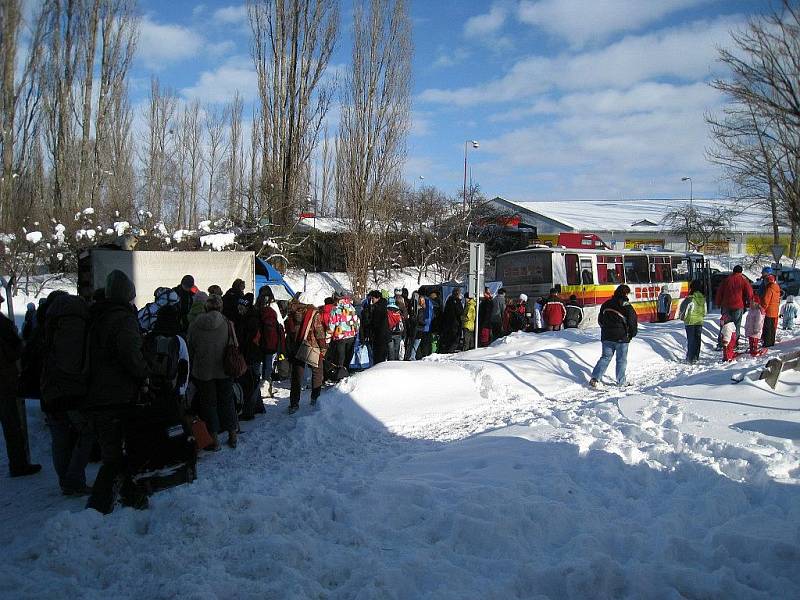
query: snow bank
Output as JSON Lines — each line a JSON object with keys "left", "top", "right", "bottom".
{"left": 199, "top": 232, "right": 236, "bottom": 251}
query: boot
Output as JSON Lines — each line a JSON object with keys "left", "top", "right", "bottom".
{"left": 205, "top": 434, "right": 221, "bottom": 452}
{"left": 9, "top": 463, "right": 42, "bottom": 478}
{"left": 227, "top": 430, "right": 237, "bottom": 449}
{"left": 310, "top": 387, "right": 321, "bottom": 406}
{"left": 267, "top": 381, "right": 273, "bottom": 398}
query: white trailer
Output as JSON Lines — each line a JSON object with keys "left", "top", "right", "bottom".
{"left": 78, "top": 249, "right": 256, "bottom": 308}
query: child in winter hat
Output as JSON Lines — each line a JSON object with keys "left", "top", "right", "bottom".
{"left": 781, "top": 295, "right": 798, "bottom": 330}
{"left": 744, "top": 296, "right": 766, "bottom": 356}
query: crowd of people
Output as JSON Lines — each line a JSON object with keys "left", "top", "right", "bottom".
{"left": 1, "top": 266, "right": 797, "bottom": 514}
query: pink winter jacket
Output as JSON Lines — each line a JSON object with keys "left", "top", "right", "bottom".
{"left": 744, "top": 306, "right": 765, "bottom": 338}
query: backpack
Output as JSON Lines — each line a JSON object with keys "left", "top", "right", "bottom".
{"left": 41, "top": 295, "right": 91, "bottom": 410}
{"left": 387, "top": 310, "right": 404, "bottom": 334}
{"left": 143, "top": 333, "right": 180, "bottom": 393}
{"left": 259, "top": 307, "right": 281, "bottom": 354}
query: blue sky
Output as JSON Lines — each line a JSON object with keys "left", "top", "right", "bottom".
{"left": 130, "top": 0, "right": 768, "bottom": 202}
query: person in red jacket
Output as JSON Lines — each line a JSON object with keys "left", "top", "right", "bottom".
{"left": 714, "top": 265, "right": 753, "bottom": 342}
{"left": 760, "top": 273, "right": 781, "bottom": 347}
{"left": 542, "top": 289, "right": 567, "bottom": 331}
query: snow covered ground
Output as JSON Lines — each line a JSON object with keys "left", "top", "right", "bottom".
{"left": 2, "top": 273, "right": 800, "bottom": 598}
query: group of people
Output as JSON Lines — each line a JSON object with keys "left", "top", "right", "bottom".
{"left": 0, "top": 271, "right": 289, "bottom": 514}
{"left": 712, "top": 265, "right": 794, "bottom": 361}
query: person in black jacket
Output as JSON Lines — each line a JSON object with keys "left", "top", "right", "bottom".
{"left": 440, "top": 289, "right": 464, "bottom": 353}
{"left": 173, "top": 275, "right": 195, "bottom": 334}
{"left": 83, "top": 270, "right": 150, "bottom": 514}
{"left": 589, "top": 285, "right": 638, "bottom": 388}
{"left": 0, "top": 292, "right": 41, "bottom": 478}
{"left": 40, "top": 291, "right": 95, "bottom": 495}
{"left": 368, "top": 291, "right": 390, "bottom": 365}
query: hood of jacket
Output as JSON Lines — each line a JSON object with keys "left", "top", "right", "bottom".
{"left": 193, "top": 310, "right": 227, "bottom": 331}
{"left": 105, "top": 269, "right": 136, "bottom": 305}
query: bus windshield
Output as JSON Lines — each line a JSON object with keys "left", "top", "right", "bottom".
{"left": 496, "top": 252, "right": 553, "bottom": 286}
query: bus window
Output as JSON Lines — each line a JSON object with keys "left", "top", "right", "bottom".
{"left": 565, "top": 254, "right": 580, "bottom": 285}
{"left": 624, "top": 256, "right": 649, "bottom": 283}
{"left": 671, "top": 257, "right": 691, "bottom": 282}
{"left": 496, "top": 251, "right": 553, "bottom": 286}
{"left": 649, "top": 255, "right": 672, "bottom": 283}
{"left": 580, "top": 258, "right": 594, "bottom": 284}
{"left": 597, "top": 255, "right": 624, "bottom": 284}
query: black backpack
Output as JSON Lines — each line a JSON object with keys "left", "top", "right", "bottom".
{"left": 41, "top": 295, "right": 91, "bottom": 411}
{"left": 143, "top": 334, "right": 180, "bottom": 393}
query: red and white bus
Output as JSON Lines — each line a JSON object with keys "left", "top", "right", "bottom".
{"left": 494, "top": 246, "right": 707, "bottom": 326}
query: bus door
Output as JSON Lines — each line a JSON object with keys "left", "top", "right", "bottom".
{"left": 578, "top": 254, "right": 596, "bottom": 306}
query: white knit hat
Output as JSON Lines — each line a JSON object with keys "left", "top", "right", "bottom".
{"left": 519, "top": 294, "right": 528, "bottom": 302}
{"left": 297, "top": 292, "right": 313, "bottom": 305}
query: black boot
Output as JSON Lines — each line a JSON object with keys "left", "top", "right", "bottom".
{"left": 310, "top": 387, "right": 321, "bottom": 406}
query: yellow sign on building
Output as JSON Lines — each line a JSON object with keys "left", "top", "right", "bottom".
{"left": 624, "top": 239, "right": 665, "bottom": 249}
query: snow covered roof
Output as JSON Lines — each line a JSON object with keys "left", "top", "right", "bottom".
{"left": 494, "top": 197, "right": 778, "bottom": 234}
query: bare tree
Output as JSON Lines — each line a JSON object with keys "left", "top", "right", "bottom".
{"left": 247, "top": 106, "right": 261, "bottom": 221}
{"left": 204, "top": 105, "right": 228, "bottom": 221}
{"left": 225, "top": 92, "right": 243, "bottom": 219}
{"left": 141, "top": 77, "right": 176, "bottom": 222}
{"left": 0, "top": 0, "right": 49, "bottom": 229}
{"left": 708, "top": 0, "right": 800, "bottom": 259}
{"left": 248, "top": 0, "right": 339, "bottom": 230}
{"left": 337, "top": 0, "right": 411, "bottom": 296}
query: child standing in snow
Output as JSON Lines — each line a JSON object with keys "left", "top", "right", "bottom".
{"left": 719, "top": 313, "right": 737, "bottom": 362}
{"left": 744, "top": 297, "right": 766, "bottom": 357}
{"left": 781, "top": 295, "right": 798, "bottom": 330}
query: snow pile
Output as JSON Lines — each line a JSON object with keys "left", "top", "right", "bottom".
{"left": 199, "top": 232, "right": 236, "bottom": 251}
{"left": 75, "top": 229, "right": 96, "bottom": 242}
{"left": 113, "top": 221, "right": 130, "bottom": 236}
{"left": 25, "top": 231, "right": 43, "bottom": 244}
{"left": 53, "top": 224, "right": 66, "bottom": 244}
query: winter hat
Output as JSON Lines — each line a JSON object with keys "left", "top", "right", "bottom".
{"left": 105, "top": 270, "right": 136, "bottom": 304}
{"left": 153, "top": 304, "right": 179, "bottom": 336}
{"left": 180, "top": 275, "right": 195, "bottom": 289}
{"left": 387, "top": 298, "right": 399, "bottom": 310}
{"left": 297, "top": 292, "right": 313, "bottom": 305}
{"left": 205, "top": 294, "right": 223, "bottom": 312}
{"left": 208, "top": 285, "right": 223, "bottom": 296}
{"left": 762, "top": 266, "right": 773, "bottom": 275}
{"left": 393, "top": 288, "right": 402, "bottom": 296}
{"left": 194, "top": 291, "right": 209, "bottom": 304}
{"left": 26, "top": 302, "right": 35, "bottom": 312}
{"left": 519, "top": 294, "right": 528, "bottom": 303}
{"left": 381, "top": 289, "right": 390, "bottom": 300}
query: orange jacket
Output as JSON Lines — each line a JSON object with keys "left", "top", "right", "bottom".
{"left": 761, "top": 277, "right": 781, "bottom": 319}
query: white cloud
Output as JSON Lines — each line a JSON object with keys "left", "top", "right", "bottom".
{"left": 213, "top": 5, "right": 248, "bottom": 26}
{"left": 476, "top": 82, "right": 725, "bottom": 199}
{"left": 181, "top": 57, "right": 258, "bottom": 104}
{"left": 517, "top": 0, "right": 709, "bottom": 47}
{"left": 464, "top": 3, "right": 508, "bottom": 38}
{"left": 490, "top": 81, "right": 720, "bottom": 122}
{"left": 433, "top": 47, "right": 470, "bottom": 69}
{"left": 137, "top": 16, "right": 203, "bottom": 68}
{"left": 420, "top": 16, "right": 742, "bottom": 106}
{"left": 207, "top": 40, "right": 237, "bottom": 58}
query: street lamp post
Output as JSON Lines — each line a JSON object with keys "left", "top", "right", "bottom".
{"left": 463, "top": 140, "right": 479, "bottom": 211}
{"left": 681, "top": 176, "right": 693, "bottom": 209}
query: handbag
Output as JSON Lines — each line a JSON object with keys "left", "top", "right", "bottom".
{"left": 190, "top": 417, "right": 214, "bottom": 451}
{"left": 295, "top": 310, "right": 321, "bottom": 368}
{"left": 223, "top": 320, "right": 248, "bottom": 378}
{"left": 272, "top": 353, "right": 291, "bottom": 381}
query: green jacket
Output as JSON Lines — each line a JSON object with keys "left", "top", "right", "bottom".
{"left": 680, "top": 292, "right": 706, "bottom": 326}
